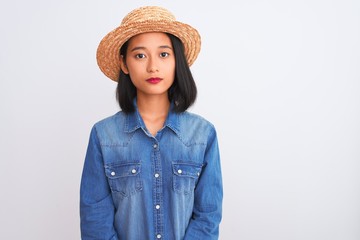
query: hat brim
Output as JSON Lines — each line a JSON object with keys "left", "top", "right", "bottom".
{"left": 96, "top": 21, "right": 201, "bottom": 81}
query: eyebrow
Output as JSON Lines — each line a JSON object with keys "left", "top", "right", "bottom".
{"left": 130, "top": 45, "right": 173, "bottom": 52}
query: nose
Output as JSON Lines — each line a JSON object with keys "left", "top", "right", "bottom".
{"left": 147, "top": 57, "right": 159, "bottom": 73}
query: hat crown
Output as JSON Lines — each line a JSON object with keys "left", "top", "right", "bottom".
{"left": 121, "top": 6, "right": 176, "bottom": 25}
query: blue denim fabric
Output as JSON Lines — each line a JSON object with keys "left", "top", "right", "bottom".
{"left": 80, "top": 105, "right": 223, "bottom": 240}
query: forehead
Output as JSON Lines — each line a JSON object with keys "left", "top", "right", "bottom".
{"left": 127, "top": 32, "right": 172, "bottom": 47}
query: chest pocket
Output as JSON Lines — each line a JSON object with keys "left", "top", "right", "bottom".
{"left": 105, "top": 162, "right": 143, "bottom": 198}
{"left": 172, "top": 162, "right": 202, "bottom": 195}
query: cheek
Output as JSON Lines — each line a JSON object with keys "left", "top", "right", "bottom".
{"left": 168, "top": 61, "right": 176, "bottom": 77}
{"left": 126, "top": 64, "right": 143, "bottom": 79}
{"left": 165, "top": 65, "right": 175, "bottom": 82}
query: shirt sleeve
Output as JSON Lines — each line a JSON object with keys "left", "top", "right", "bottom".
{"left": 80, "top": 126, "right": 119, "bottom": 240}
{"left": 184, "top": 127, "right": 223, "bottom": 240}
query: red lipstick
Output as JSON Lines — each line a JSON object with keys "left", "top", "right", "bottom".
{"left": 146, "top": 77, "right": 162, "bottom": 84}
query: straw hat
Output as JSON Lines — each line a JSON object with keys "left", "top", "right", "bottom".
{"left": 96, "top": 6, "right": 201, "bottom": 81}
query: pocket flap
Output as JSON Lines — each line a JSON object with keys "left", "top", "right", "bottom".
{"left": 105, "top": 163, "right": 141, "bottom": 179}
{"left": 172, "top": 163, "right": 202, "bottom": 178}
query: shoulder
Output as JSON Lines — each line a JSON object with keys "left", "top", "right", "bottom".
{"left": 90, "top": 111, "right": 127, "bottom": 142}
{"left": 175, "top": 111, "right": 217, "bottom": 145}
{"left": 93, "top": 111, "right": 125, "bottom": 129}
{"left": 179, "top": 111, "right": 215, "bottom": 130}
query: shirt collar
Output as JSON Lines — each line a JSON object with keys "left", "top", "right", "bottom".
{"left": 124, "top": 99, "right": 181, "bottom": 136}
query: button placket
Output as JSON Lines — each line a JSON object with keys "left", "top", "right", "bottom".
{"left": 152, "top": 140, "right": 163, "bottom": 239}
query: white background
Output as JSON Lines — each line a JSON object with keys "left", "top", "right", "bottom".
{"left": 1, "top": 0, "right": 359, "bottom": 239}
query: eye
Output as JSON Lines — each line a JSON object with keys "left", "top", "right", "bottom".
{"left": 160, "top": 52, "right": 169, "bottom": 58}
{"left": 135, "top": 53, "right": 146, "bottom": 59}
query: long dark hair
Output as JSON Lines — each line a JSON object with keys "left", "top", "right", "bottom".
{"left": 116, "top": 33, "right": 197, "bottom": 113}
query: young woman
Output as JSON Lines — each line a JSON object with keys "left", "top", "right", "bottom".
{"left": 80, "top": 6, "right": 223, "bottom": 240}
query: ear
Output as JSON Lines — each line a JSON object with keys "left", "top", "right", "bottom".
{"left": 120, "top": 55, "right": 129, "bottom": 74}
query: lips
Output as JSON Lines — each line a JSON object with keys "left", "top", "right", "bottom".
{"left": 146, "top": 77, "right": 162, "bottom": 84}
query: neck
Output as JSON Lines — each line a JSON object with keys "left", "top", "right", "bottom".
{"left": 136, "top": 93, "right": 171, "bottom": 136}
{"left": 136, "top": 93, "right": 170, "bottom": 119}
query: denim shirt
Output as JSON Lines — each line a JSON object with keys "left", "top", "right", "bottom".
{"left": 80, "top": 105, "right": 223, "bottom": 240}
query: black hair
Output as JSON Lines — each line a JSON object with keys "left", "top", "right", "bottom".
{"left": 116, "top": 33, "right": 197, "bottom": 113}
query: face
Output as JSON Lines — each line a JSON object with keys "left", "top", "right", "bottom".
{"left": 120, "top": 32, "right": 175, "bottom": 99}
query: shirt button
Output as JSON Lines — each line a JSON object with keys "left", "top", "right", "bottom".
{"left": 177, "top": 169, "right": 182, "bottom": 174}
{"left": 153, "top": 144, "right": 158, "bottom": 149}
{"left": 156, "top": 234, "right": 162, "bottom": 239}
{"left": 131, "top": 169, "right": 137, "bottom": 174}
{"left": 155, "top": 204, "right": 160, "bottom": 209}
{"left": 154, "top": 173, "right": 160, "bottom": 178}
{"left": 111, "top": 171, "right": 115, "bottom": 176}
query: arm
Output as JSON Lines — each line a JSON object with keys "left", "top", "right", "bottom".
{"left": 80, "top": 127, "right": 119, "bottom": 240}
{"left": 184, "top": 127, "right": 223, "bottom": 240}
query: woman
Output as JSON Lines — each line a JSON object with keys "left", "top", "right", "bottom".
{"left": 80, "top": 6, "right": 223, "bottom": 240}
